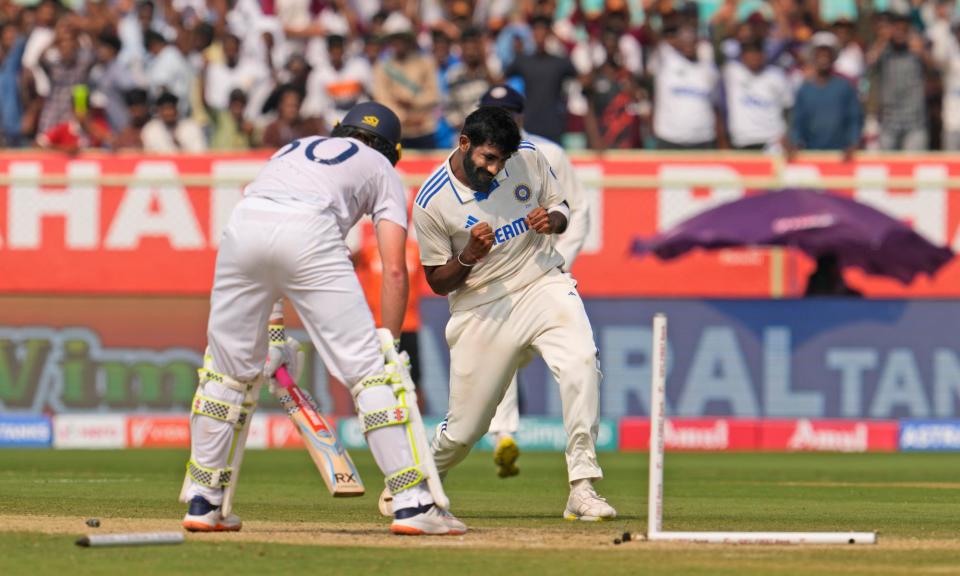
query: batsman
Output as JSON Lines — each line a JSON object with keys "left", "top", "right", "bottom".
{"left": 178, "top": 102, "right": 466, "bottom": 536}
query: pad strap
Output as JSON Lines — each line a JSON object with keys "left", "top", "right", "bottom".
{"left": 187, "top": 459, "right": 232, "bottom": 488}
{"left": 361, "top": 406, "right": 410, "bottom": 434}
{"left": 198, "top": 366, "right": 262, "bottom": 400}
{"left": 360, "top": 374, "right": 391, "bottom": 388}
{"left": 385, "top": 465, "right": 426, "bottom": 494}
{"left": 192, "top": 392, "right": 249, "bottom": 429}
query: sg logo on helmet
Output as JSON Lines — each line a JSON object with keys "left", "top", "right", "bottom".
{"left": 362, "top": 115, "right": 380, "bottom": 127}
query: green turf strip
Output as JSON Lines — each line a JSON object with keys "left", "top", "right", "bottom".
{"left": 1, "top": 533, "right": 959, "bottom": 576}
{"left": 2, "top": 450, "right": 960, "bottom": 574}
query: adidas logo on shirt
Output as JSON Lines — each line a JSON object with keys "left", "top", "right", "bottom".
{"left": 465, "top": 215, "right": 479, "bottom": 228}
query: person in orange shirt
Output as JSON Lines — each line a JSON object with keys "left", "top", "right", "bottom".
{"left": 354, "top": 221, "right": 425, "bottom": 406}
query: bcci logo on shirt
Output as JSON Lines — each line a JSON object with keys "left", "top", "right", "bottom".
{"left": 514, "top": 184, "right": 531, "bottom": 203}
{"left": 362, "top": 115, "right": 380, "bottom": 128}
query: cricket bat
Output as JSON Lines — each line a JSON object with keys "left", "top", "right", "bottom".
{"left": 273, "top": 365, "right": 365, "bottom": 496}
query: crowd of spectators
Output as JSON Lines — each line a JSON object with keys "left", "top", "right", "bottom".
{"left": 3, "top": 0, "right": 960, "bottom": 155}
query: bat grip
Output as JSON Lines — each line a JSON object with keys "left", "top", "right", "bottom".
{"left": 274, "top": 365, "right": 295, "bottom": 389}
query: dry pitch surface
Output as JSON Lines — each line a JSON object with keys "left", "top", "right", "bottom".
{"left": 2, "top": 450, "right": 960, "bottom": 575}
{"left": 1, "top": 513, "right": 624, "bottom": 550}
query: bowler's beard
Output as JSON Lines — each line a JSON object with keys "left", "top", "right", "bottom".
{"left": 463, "top": 147, "right": 495, "bottom": 191}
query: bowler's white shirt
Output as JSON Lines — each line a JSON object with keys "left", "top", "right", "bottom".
{"left": 414, "top": 141, "right": 565, "bottom": 312}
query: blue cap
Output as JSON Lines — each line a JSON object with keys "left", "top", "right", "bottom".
{"left": 340, "top": 101, "right": 402, "bottom": 148}
{"left": 479, "top": 85, "right": 525, "bottom": 114}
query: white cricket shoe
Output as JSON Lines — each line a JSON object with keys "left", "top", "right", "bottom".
{"left": 391, "top": 503, "right": 467, "bottom": 536}
{"left": 182, "top": 496, "right": 243, "bottom": 532}
{"left": 378, "top": 487, "right": 393, "bottom": 517}
{"left": 563, "top": 480, "right": 617, "bottom": 521}
{"left": 493, "top": 435, "right": 520, "bottom": 478}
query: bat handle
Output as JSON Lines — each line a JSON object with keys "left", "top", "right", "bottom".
{"left": 274, "top": 365, "right": 295, "bottom": 389}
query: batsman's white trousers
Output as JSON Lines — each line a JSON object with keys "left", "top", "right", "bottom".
{"left": 188, "top": 197, "right": 430, "bottom": 507}
{"left": 433, "top": 268, "right": 603, "bottom": 483}
{"left": 207, "top": 197, "right": 383, "bottom": 386}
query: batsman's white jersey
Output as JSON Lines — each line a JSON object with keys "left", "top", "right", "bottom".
{"left": 211, "top": 136, "right": 408, "bottom": 386}
{"left": 245, "top": 136, "right": 408, "bottom": 239}
{"left": 414, "top": 142, "right": 604, "bottom": 483}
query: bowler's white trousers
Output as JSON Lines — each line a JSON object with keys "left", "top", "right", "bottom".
{"left": 433, "top": 268, "right": 603, "bottom": 483}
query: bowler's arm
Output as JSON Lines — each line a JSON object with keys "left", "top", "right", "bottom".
{"left": 423, "top": 222, "right": 494, "bottom": 295}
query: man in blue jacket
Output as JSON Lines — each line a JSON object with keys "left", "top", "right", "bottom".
{"left": 790, "top": 32, "right": 863, "bottom": 161}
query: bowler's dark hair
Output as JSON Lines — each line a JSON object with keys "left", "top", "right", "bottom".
{"left": 461, "top": 106, "right": 521, "bottom": 155}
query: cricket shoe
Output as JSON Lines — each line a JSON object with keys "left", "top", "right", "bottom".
{"left": 493, "top": 435, "right": 520, "bottom": 478}
{"left": 391, "top": 503, "right": 467, "bottom": 536}
{"left": 563, "top": 480, "right": 617, "bottom": 521}
{"left": 378, "top": 487, "right": 393, "bottom": 517}
{"left": 182, "top": 496, "right": 243, "bottom": 532}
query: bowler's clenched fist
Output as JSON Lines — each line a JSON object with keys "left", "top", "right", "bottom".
{"left": 461, "top": 222, "right": 494, "bottom": 265}
{"left": 526, "top": 207, "right": 552, "bottom": 234}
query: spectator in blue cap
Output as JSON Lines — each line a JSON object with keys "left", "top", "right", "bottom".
{"left": 479, "top": 82, "right": 525, "bottom": 113}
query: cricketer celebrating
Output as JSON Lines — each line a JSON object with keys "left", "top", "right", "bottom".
{"left": 477, "top": 85, "right": 591, "bottom": 479}
{"left": 413, "top": 106, "right": 616, "bottom": 520}
{"left": 179, "top": 102, "right": 466, "bottom": 536}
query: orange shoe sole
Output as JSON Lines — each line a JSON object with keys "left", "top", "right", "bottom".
{"left": 182, "top": 520, "right": 243, "bottom": 532}
{"left": 390, "top": 524, "right": 426, "bottom": 536}
{"left": 390, "top": 524, "right": 466, "bottom": 536}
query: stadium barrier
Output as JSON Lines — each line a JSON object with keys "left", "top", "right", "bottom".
{"left": 3, "top": 151, "right": 960, "bottom": 297}
{"left": 0, "top": 413, "right": 934, "bottom": 452}
{"left": 3, "top": 298, "right": 960, "bottom": 421}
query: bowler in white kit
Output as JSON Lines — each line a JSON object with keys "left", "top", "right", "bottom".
{"left": 413, "top": 106, "right": 616, "bottom": 520}
{"left": 477, "top": 85, "right": 591, "bottom": 479}
{"left": 179, "top": 102, "right": 466, "bottom": 536}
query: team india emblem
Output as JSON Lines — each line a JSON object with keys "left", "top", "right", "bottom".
{"left": 514, "top": 184, "right": 531, "bottom": 203}
{"left": 362, "top": 115, "right": 380, "bottom": 127}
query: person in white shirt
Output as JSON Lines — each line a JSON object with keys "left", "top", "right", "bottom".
{"left": 202, "top": 33, "right": 271, "bottom": 123}
{"left": 652, "top": 26, "right": 724, "bottom": 149}
{"left": 22, "top": 0, "right": 58, "bottom": 98}
{"left": 227, "top": 0, "right": 289, "bottom": 73}
{"left": 410, "top": 106, "right": 615, "bottom": 521}
{"left": 474, "top": 84, "right": 590, "bottom": 478}
{"left": 179, "top": 102, "right": 466, "bottom": 537}
{"left": 302, "top": 34, "right": 372, "bottom": 131}
{"left": 571, "top": 8, "right": 642, "bottom": 77}
{"left": 928, "top": 5, "right": 960, "bottom": 150}
{"left": 833, "top": 18, "right": 865, "bottom": 85}
{"left": 144, "top": 30, "right": 194, "bottom": 117}
{"left": 141, "top": 91, "right": 207, "bottom": 153}
{"left": 722, "top": 40, "right": 794, "bottom": 151}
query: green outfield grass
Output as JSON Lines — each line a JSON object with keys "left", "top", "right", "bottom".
{"left": 1, "top": 449, "right": 959, "bottom": 575}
